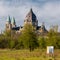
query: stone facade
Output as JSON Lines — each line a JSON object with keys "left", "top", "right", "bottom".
{"left": 5, "top": 8, "right": 48, "bottom": 34}
{"left": 24, "top": 8, "right": 38, "bottom": 28}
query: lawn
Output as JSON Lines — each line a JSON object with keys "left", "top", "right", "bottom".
{"left": 0, "top": 49, "right": 60, "bottom": 60}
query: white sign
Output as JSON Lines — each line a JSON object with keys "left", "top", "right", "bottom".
{"left": 47, "top": 46, "right": 54, "bottom": 54}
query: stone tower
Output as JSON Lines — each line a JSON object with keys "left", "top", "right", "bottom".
{"left": 24, "top": 8, "right": 38, "bottom": 28}
{"left": 11, "top": 17, "right": 16, "bottom": 28}
{"left": 6, "top": 16, "right": 12, "bottom": 31}
{"left": 39, "top": 22, "right": 48, "bottom": 33}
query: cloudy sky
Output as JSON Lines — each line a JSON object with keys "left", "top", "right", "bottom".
{"left": 0, "top": 0, "right": 60, "bottom": 33}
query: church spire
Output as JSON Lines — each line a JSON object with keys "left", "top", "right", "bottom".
{"left": 12, "top": 17, "right": 16, "bottom": 24}
{"left": 6, "top": 16, "right": 11, "bottom": 23}
{"left": 30, "top": 8, "right": 33, "bottom": 12}
{"left": 11, "top": 17, "right": 16, "bottom": 28}
{"left": 6, "top": 16, "right": 12, "bottom": 31}
{"left": 41, "top": 22, "right": 45, "bottom": 30}
{"left": 25, "top": 8, "right": 35, "bottom": 20}
{"left": 24, "top": 8, "right": 38, "bottom": 28}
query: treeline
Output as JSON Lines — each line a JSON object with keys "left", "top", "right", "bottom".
{"left": 0, "top": 24, "right": 60, "bottom": 51}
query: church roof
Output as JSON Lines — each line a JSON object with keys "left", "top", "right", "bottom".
{"left": 25, "top": 8, "right": 37, "bottom": 22}
{"left": 11, "top": 17, "right": 16, "bottom": 24}
{"left": 7, "top": 16, "right": 11, "bottom": 23}
{"left": 12, "top": 26, "right": 23, "bottom": 31}
{"left": 12, "top": 27, "right": 20, "bottom": 30}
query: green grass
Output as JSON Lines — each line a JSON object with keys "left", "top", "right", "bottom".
{"left": 0, "top": 49, "right": 60, "bottom": 60}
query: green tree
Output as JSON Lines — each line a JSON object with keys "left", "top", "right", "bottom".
{"left": 19, "top": 23, "right": 39, "bottom": 51}
{"left": 46, "top": 28, "right": 59, "bottom": 48}
{"left": 38, "top": 36, "right": 46, "bottom": 48}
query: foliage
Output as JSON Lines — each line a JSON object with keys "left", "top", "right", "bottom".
{"left": 38, "top": 37, "right": 46, "bottom": 48}
{"left": 19, "top": 24, "right": 39, "bottom": 51}
{"left": 0, "top": 25, "right": 60, "bottom": 50}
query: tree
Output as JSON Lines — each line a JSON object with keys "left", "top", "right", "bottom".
{"left": 38, "top": 36, "right": 46, "bottom": 49}
{"left": 19, "top": 23, "right": 39, "bottom": 51}
{"left": 46, "top": 28, "right": 59, "bottom": 48}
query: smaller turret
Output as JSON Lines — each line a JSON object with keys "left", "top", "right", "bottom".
{"left": 39, "top": 22, "right": 48, "bottom": 33}
{"left": 6, "top": 16, "right": 12, "bottom": 31}
{"left": 11, "top": 17, "right": 16, "bottom": 28}
{"left": 6, "top": 16, "right": 11, "bottom": 24}
{"left": 41, "top": 22, "right": 45, "bottom": 30}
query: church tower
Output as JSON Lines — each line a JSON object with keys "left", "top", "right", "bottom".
{"left": 39, "top": 22, "right": 48, "bottom": 33}
{"left": 24, "top": 8, "right": 38, "bottom": 28}
{"left": 11, "top": 17, "right": 16, "bottom": 28}
{"left": 6, "top": 16, "right": 12, "bottom": 31}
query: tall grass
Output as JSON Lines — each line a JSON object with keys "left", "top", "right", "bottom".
{"left": 0, "top": 49, "right": 60, "bottom": 60}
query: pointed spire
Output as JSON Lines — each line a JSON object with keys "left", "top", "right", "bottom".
{"left": 41, "top": 22, "right": 45, "bottom": 29}
{"left": 25, "top": 8, "right": 36, "bottom": 21}
{"left": 30, "top": 8, "right": 33, "bottom": 12}
{"left": 11, "top": 17, "right": 16, "bottom": 27}
{"left": 7, "top": 16, "right": 11, "bottom": 23}
{"left": 12, "top": 17, "right": 16, "bottom": 24}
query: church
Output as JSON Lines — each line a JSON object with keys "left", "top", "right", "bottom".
{"left": 5, "top": 8, "right": 48, "bottom": 35}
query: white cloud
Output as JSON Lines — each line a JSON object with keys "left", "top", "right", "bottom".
{"left": 0, "top": 0, "right": 60, "bottom": 32}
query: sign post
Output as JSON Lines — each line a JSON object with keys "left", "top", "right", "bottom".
{"left": 47, "top": 46, "right": 54, "bottom": 59}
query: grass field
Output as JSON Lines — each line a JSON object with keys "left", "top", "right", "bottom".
{"left": 0, "top": 49, "right": 60, "bottom": 60}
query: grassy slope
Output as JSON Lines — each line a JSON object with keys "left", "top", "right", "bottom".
{"left": 0, "top": 49, "right": 60, "bottom": 60}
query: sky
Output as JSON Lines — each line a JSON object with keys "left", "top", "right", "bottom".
{"left": 0, "top": 0, "right": 60, "bottom": 33}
